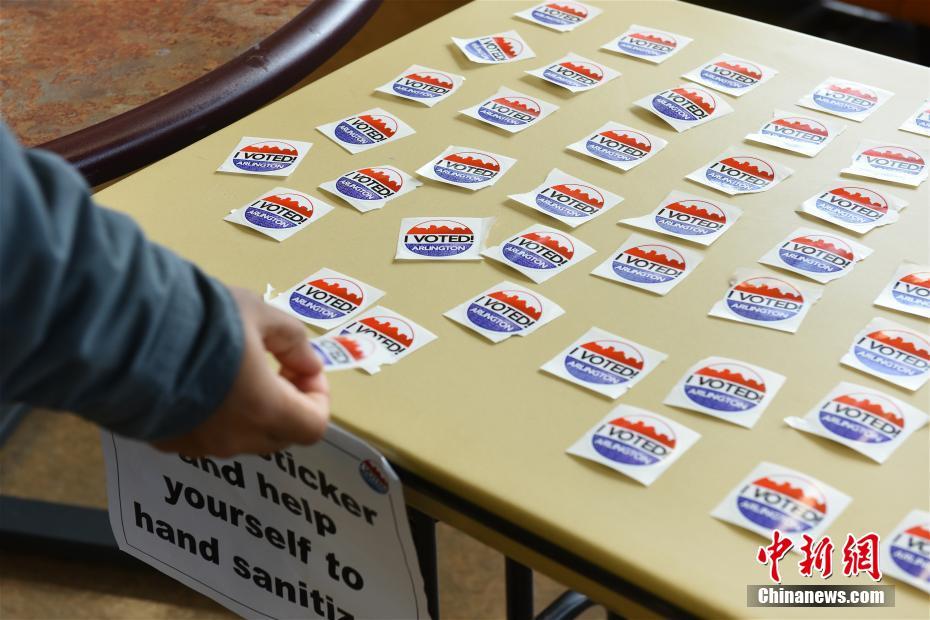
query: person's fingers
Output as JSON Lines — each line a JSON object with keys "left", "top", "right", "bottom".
{"left": 283, "top": 364, "right": 331, "bottom": 395}
{"left": 261, "top": 309, "right": 323, "bottom": 378}
{"left": 261, "top": 376, "right": 330, "bottom": 445}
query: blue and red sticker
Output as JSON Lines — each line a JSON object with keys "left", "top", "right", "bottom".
{"left": 316, "top": 107, "right": 415, "bottom": 154}
{"left": 217, "top": 136, "right": 312, "bottom": 177}
{"left": 874, "top": 262, "right": 930, "bottom": 320}
{"left": 842, "top": 317, "right": 930, "bottom": 391}
{"left": 620, "top": 190, "right": 741, "bottom": 247}
{"left": 310, "top": 332, "right": 391, "bottom": 373}
{"left": 687, "top": 148, "right": 793, "bottom": 195}
{"left": 798, "top": 77, "right": 894, "bottom": 122}
{"left": 567, "top": 121, "right": 667, "bottom": 171}
{"left": 526, "top": 53, "right": 620, "bottom": 93}
{"left": 320, "top": 165, "right": 420, "bottom": 213}
{"left": 375, "top": 64, "right": 465, "bottom": 107}
{"left": 444, "top": 281, "right": 564, "bottom": 343}
{"left": 900, "top": 99, "right": 930, "bottom": 137}
{"left": 601, "top": 24, "right": 692, "bottom": 64}
{"left": 330, "top": 305, "right": 438, "bottom": 371}
{"left": 460, "top": 86, "right": 558, "bottom": 134}
{"left": 515, "top": 1, "right": 602, "bottom": 32}
{"left": 759, "top": 227, "right": 872, "bottom": 284}
{"left": 710, "top": 269, "right": 822, "bottom": 333}
{"left": 417, "top": 146, "right": 517, "bottom": 191}
{"left": 452, "top": 30, "right": 535, "bottom": 64}
{"left": 635, "top": 85, "right": 733, "bottom": 132}
{"left": 843, "top": 140, "right": 929, "bottom": 187}
{"left": 800, "top": 182, "right": 906, "bottom": 234}
{"left": 592, "top": 233, "right": 703, "bottom": 296}
{"left": 224, "top": 187, "right": 334, "bottom": 242}
{"left": 682, "top": 53, "right": 777, "bottom": 96}
{"left": 483, "top": 225, "right": 594, "bottom": 284}
{"left": 746, "top": 110, "right": 846, "bottom": 157}
{"left": 541, "top": 327, "right": 667, "bottom": 400}
{"left": 883, "top": 510, "right": 930, "bottom": 594}
{"left": 567, "top": 405, "right": 699, "bottom": 486}
{"left": 508, "top": 168, "right": 623, "bottom": 228}
{"left": 712, "top": 462, "right": 851, "bottom": 546}
{"left": 395, "top": 216, "right": 494, "bottom": 261}
{"left": 268, "top": 267, "right": 384, "bottom": 329}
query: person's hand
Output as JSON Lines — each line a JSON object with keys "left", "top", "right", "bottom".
{"left": 153, "top": 287, "right": 330, "bottom": 457}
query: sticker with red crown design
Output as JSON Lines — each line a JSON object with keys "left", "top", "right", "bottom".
{"left": 316, "top": 108, "right": 415, "bottom": 154}
{"left": 785, "top": 382, "right": 928, "bottom": 464}
{"left": 711, "top": 462, "right": 851, "bottom": 549}
{"left": 591, "top": 233, "right": 704, "bottom": 296}
{"left": 267, "top": 268, "right": 384, "bottom": 330}
{"left": 635, "top": 84, "right": 733, "bottom": 132}
{"left": 798, "top": 77, "right": 893, "bottom": 122}
{"left": 319, "top": 165, "right": 420, "bottom": 213}
{"left": 395, "top": 216, "right": 494, "bottom": 261}
{"left": 566, "top": 121, "right": 667, "bottom": 171}
{"left": 842, "top": 317, "right": 930, "bottom": 391}
{"left": 375, "top": 64, "right": 465, "bottom": 107}
{"left": 709, "top": 268, "right": 822, "bottom": 333}
{"left": 417, "top": 145, "right": 517, "bottom": 191}
{"left": 900, "top": 99, "right": 930, "bottom": 137}
{"left": 745, "top": 110, "right": 846, "bottom": 157}
{"left": 310, "top": 333, "right": 392, "bottom": 373}
{"left": 601, "top": 24, "right": 692, "bottom": 64}
{"left": 875, "top": 262, "right": 930, "bottom": 319}
{"left": 842, "top": 140, "right": 929, "bottom": 187}
{"left": 223, "top": 187, "right": 334, "bottom": 241}
{"left": 452, "top": 30, "right": 535, "bottom": 64}
{"left": 217, "top": 136, "right": 312, "bottom": 177}
{"left": 664, "top": 356, "right": 785, "bottom": 428}
{"left": 460, "top": 86, "right": 559, "bottom": 134}
{"left": 515, "top": 1, "right": 602, "bottom": 32}
{"left": 482, "top": 224, "right": 595, "bottom": 284}
{"left": 682, "top": 53, "right": 777, "bottom": 97}
{"left": 328, "top": 305, "right": 437, "bottom": 372}
{"left": 541, "top": 327, "right": 667, "bottom": 400}
{"left": 508, "top": 168, "right": 623, "bottom": 228}
{"left": 798, "top": 181, "right": 907, "bottom": 234}
{"left": 525, "top": 53, "right": 620, "bottom": 94}
{"left": 686, "top": 148, "right": 794, "bottom": 195}
{"left": 883, "top": 509, "right": 930, "bottom": 594}
{"left": 620, "top": 190, "right": 741, "bottom": 246}
{"left": 567, "top": 405, "right": 699, "bottom": 486}
{"left": 759, "top": 226, "right": 872, "bottom": 284}
{"left": 444, "top": 280, "right": 564, "bottom": 343}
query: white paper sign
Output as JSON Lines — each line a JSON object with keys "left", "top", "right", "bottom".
{"left": 899, "top": 99, "right": 930, "bottom": 137}
{"left": 224, "top": 187, "right": 334, "bottom": 242}
{"left": 320, "top": 165, "right": 420, "bottom": 213}
{"left": 525, "top": 53, "right": 620, "bottom": 93}
{"left": 541, "top": 327, "right": 667, "bottom": 399}
{"left": 329, "top": 306, "right": 437, "bottom": 369}
{"left": 268, "top": 268, "right": 384, "bottom": 330}
{"left": 395, "top": 217, "right": 494, "bottom": 261}
{"left": 874, "top": 262, "right": 930, "bottom": 319}
{"left": 311, "top": 333, "right": 392, "bottom": 373}
{"left": 591, "top": 233, "right": 703, "bottom": 296}
{"left": 797, "top": 181, "right": 907, "bottom": 235}
{"left": 316, "top": 108, "right": 415, "bottom": 155}
{"left": 508, "top": 168, "right": 623, "bottom": 228}
{"left": 708, "top": 268, "right": 822, "bottom": 334}
{"left": 483, "top": 224, "right": 594, "bottom": 284}
{"left": 515, "top": 1, "right": 602, "bottom": 32}
{"left": 217, "top": 137, "right": 312, "bottom": 177}
{"left": 620, "top": 190, "right": 741, "bottom": 246}
{"left": 567, "top": 121, "right": 667, "bottom": 171}
{"left": 601, "top": 25, "right": 692, "bottom": 64}
{"left": 375, "top": 64, "right": 464, "bottom": 107}
{"left": 567, "top": 405, "right": 699, "bottom": 486}
{"left": 785, "top": 382, "right": 928, "bottom": 464}
{"left": 634, "top": 85, "right": 733, "bottom": 132}
{"left": 452, "top": 30, "right": 535, "bottom": 64}
{"left": 758, "top": 227, "right": 872, "bottom": 284}
{"left": 745, "top": 110, "right": 846, "bottom": 157}
{"left": 686, "top": 148, "right": 794, "bottom": 195}
{"left": 882, "top": 510, "right": 930, "bottom": 594}
{"left": 798, "top": 77, "right": 893, "bottom": 121}
{"left": 682, "top": 53, "right": 777, "bottom": 96}
{"left": 444, "top": 281, "right": 563, "bottom": 343}
{"left": 417, "top": 146, "right": 516, "bottom": 191}
{"left": 460, "top": 86, "right": 558, "bottom": 134}
{"left": 102, "top": 426, "right": 428, "bottom": 620}
{"left": 841, "top": 317, "right": 930, "bottom": 391}
{"left": 841, "top": 140, "right": 929, "bottom": 187}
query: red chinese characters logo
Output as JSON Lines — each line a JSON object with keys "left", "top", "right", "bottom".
{"left": 757, "top": 531, "right": 882, "bottom": 582}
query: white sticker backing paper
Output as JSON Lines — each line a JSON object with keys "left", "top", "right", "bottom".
{"left": 224, "top": 187, "right": 333, "bottom": 241}
{"left": 395, "top": 217, "right": 494, "bottom": 261}
{"left": 444, "top": 281, "right": 563, "bottom": 343}
{"left": 508, "top": 168, "right": 623, "bottom": 228}
{"left": 841, "top": 317, "right": 930, "bottom": 391}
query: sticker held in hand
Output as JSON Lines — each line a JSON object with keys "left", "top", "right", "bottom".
{"left": 620, "top": 190, "right": 741, "bottom": 246}
{"left": 841, "top": 317, "right": 930, "bottom": 391}
{"left": 483, "top": 225, "right": 594, "bottom": 284}
{"left": 268, "top": 268, "right": 384, "bottom": 330}
{"left": 319, "top": 165, "right": 420, "bottom": 213}
{"left": 417, "top": 146, "right": 516, "bottom": 191}
{"left": 525, "top": 53, "right": 620, "bottom": 93}
{"left": 375, "top": 64, "right": 465, "bottom": 107}
{"left": 452, "top": 30, "right": 535, "bottom": 64}
{"left": 316, "top": 108, "right": 415, "bottom": 154}
{"left": 224, "top": 187, "right": 333, "bottom": 242}
{"left": 444, "top": 281, "right": 563, "bottom": 343}
{"left": 508, "top": 168, "right": 623, "bottom": 228}
{"left": 567, "top": 121, "right": 667, "bottom": 171}
{"left": 328, "top": 306, "right": 437, "bottom": 372}
{"left": 311, "top": 333, "right": 392, "bottom": 373}
{"left": 217, "top": 137, "right": 311, "bottom": 177}
{"left": 395, "top": 217, "right": 494, "bottom": 261}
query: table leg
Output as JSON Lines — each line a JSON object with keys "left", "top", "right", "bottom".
{"left": 408, "top": 507, "right": 440, "bottom": 620}
{"left": 506, "top": 557, "right": 534, "bottom": 620}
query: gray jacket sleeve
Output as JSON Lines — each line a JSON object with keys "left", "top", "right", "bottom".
{"left": 0, "top": 123, "right": 244, "bottom": 440}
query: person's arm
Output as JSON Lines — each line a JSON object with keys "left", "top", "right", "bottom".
{"left": 0, "top": 123, "right": 328, "bottom": 455}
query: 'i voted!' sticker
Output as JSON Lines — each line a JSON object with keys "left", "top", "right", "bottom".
{"left": 687, "top": 148, "right": 793, "bottom": 196}
{"left": 874, "top": 262, "right": 930, "bottom": 319}
{"left": 268, "top": 268, "right": 384, "bottom": 330}
{"left": 417, "top": 146, "right": 516, "bottom": 191}
{"left": 316, "top": 108, "right": 415, "bottom": 155}
{"left": 682, "top": 53, "right": 777, "bottom": 96}
{"left": 842, "top": 140, "right": 929, "bottom": 188}
{"left": 601, "top": 24, "right": 692, "bottom": 64}
{"left": 444, "top": 281, "right": 563, "bottom": 343}
{"left": 882, "top": 510, "right": 930, "bottom": 595}
{"left": 329, "top": 305, "right": 437, "bottom": 372}
{"left": 483, "top": 225, "right": 594, "bottom": 284}
{"left": 635, "top": 85, "right": 733, "bottom": 132}
{"left": 217, "top": 137, "right": 312, "bottom": 177}
{"left": 525, "top": 53, "right": 620, "bottom": 93}
{"left": 759, "top": 227, "right": 872, "bottom": 284}
{"left": 567, "top": 121, "right": 667, "bottom": 171}
{"left": 841, "top": 317, "right": 930, "bottom": 391}
{"left": 320, "top": 165, "right": 420, "bottom": 213}
{"left": 310, "top": 333, "right": 391, "bottom": 374}
{"left": 797, "top": 181, "right": 907, "bottom": 235}
{"left": 709, "top": 268, "right": 822, "bottom": 334}
{"left": 375, "top": 64, "right": 465, "bottom": 107}
{"left": 745, "top": 110, "right": 846, "bottom": 157}
{"left": 395, "top": 217, "right": 494, "bottom": 261}
{"left": 460, "top": 86, "right": 558, "bottom": 134}
{"left": 620, "top": 190, "right": 741, "bottom": 246}
{"left": 452, "top": 30, "right": 535, "bottom": 64}
{"left": 899, "top": 99, "right": 930, "bottom": 137}
{"left": 508, "top": 168, "right": 622, "bottom": 228}
{"left": 798, "top": 77, "right": 893, "bottom": 122}
{"left": 591, "top": 233, "right": 703, "bottom": 296}
{"left": 514, "top": 1, "right": 602, "bottom": 32}
{"left": 224, "top": 187, "right": 334, "bottom": 242}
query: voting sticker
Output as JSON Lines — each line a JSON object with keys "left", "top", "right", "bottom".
{"left": 566, "top": 121, "right": 667, "bottom": 171}
{"left": 525, "top": 53, "right": 620, "bottom": 93}
{"left": 328, "top": 306, "right": 437, "bottom": 371}
{"left": 682, "top": 53, "right": 777, "bottom": 96}
{"left": 375, "top": 64, "right": 465, "bottom": 107}
{"left": 514, "top": 1, "right": 602, "bottom": 32}
{"left": 395, "top": 217, "right": 494, "bottom": 261}
{"left": 452, "top": 30, "right": 535, "bottom": 64}
{"left": 797, "top": 182, "right": 906, "bottom": 235}
{"left": 711, "top": 462, "right": 851, "bottom": 549}
{"left": 508, "top": 168, "right": 623, "bottom": 228}
{"left": 899, "top": 99, "right": 930, "bottom": 137}
{"left": 601, "top": 24, "right": 692, "bottom": 64}
{"left": 664, "top": 357, "right": 785, "bottom": 428}
{"left": 745, "top": 110, "right": 846, "bottom": 157}
{"left": 567, "top": 405, "right": 699, "bottom": 487}
{"left": 316, "top": 108, "right": 415, "bottom": 155}
{"left": 882, "top": 510, "right": 930, "bottom": 594}
{"left": 874, "top": 262, "right": 930, "bottom": 319}
{"left": 224, "top": 187, "right": 333, "bottom": 242}
{"left": 460, "top": 86, "right": 558, "bottom": 134}
{"left": 686, "top": 148, "right": 793, "bottom": 196}
{"left": 798, "top": 77, "right": 893, "bottom": 122}
{"left": 785, "top": 382, "right": 928, "bottom": 464}
{"left": 417, "top": 145, "right": 516, "bottom": 191}
{"left": 709, "top": 268, "right": 822, "bottom": 334}
{"left": 216, "top": 136, "right": 311, "bottom": 177}
{"left": 483, "top": 225, "right": 594, "bottom": 284}
{"left": 541, "top": 327, "right": 667, "bottom": 400}
{"left": 841, "top": 317, "right": 930, "bottom": 391}
{"left": 842, "top": 140, "right": 929, "bottom": 187}
{"left": 592, "top": 233, "right": 703, "bottom": 296}
{"left": 311, "top": 333, "right": 391, "bottom": 373}
{"left": 320, "top": 165, "right": 420, "bottom": 213}
{"left": 759, "top": 227, "right": 872, "bottom": 284}
{"left": 634, "top": 85, "right": 733, "bottom": 133}
{"left": 444, "top": 281, "right": 563, "bottom": 343}
{"left": 620, "top": 190, "right": 741, "bottom": 246}
{"left": 268, "top": 268, "right": 384, "bottom": 330}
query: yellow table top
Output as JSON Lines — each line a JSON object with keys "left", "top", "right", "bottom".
{"left": 95, "top": 1, "right": 929, "bottom": 617}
